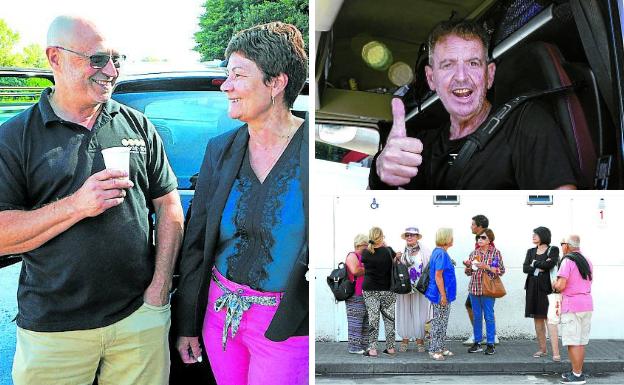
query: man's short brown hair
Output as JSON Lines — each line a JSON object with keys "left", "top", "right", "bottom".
{"left": 427, "top": 20, "right": 491, "bottom": 65}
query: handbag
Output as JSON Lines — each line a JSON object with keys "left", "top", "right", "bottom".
{"left": 326, "top": 262, "right": 355, "bottom": 302}
{"left": 415, "top": 262, "right": 430, "bottom": 294}
{"left": 482, "top": 272, "right": 506, "bottom": 298}
{"left": 390, "top": 259, "right": 411, "bottom": 294}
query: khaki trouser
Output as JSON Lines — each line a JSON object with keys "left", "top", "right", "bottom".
{"left": 12, "top": 302, "right": 171, "bottom": 385}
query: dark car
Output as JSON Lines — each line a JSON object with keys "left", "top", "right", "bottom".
{"left": 112, "top": 69, "right": 243, "bottom": 214}
{"left": 112, "top": 69, "right": 308, "bottom": 383}
{"left": 315, "top": 0, "right": 624, "bottom": 189}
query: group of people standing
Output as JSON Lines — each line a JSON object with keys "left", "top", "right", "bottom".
{"left": 342, "top": 216, "right": 594, "bottom": 384}
{"left": 343, "top": 224, "right": 467, "bottom": 360}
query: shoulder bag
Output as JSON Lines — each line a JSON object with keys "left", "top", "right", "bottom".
{"left": 415, "top": 262, "right": 430, "bottom": 294}
{"left": 482, "top": 272, "right": 506, "bottom": 298}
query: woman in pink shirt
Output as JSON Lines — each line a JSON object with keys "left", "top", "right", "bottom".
{"left": 345, "top": 234, "right": 369, "bottom": 354}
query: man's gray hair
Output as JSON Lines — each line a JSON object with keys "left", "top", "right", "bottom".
{"left": 566, "top": 234, "right": 581, "bottom": 249}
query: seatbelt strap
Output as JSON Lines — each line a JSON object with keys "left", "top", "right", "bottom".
{"left": 450, "top": 85, "right": 575, "bottom": 180}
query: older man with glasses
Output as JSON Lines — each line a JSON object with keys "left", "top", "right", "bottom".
{"left": 555, "top": 235, "right": 593, "bottom": 385}
{"left": 0, "top": 15, "right": 184, "bottom": 385}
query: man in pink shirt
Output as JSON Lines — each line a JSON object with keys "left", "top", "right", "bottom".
{"left": 554, "top": 235, "right": 593, "bottom": 385}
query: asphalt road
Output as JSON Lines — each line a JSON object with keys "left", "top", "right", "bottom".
{"left": 0, "top": 262, "right": 19, "bottom": 385}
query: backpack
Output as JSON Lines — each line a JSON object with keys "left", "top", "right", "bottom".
{"left": 390, "top": 260, "right": 411, "bottom": 294}
{"left": 327, "top": 262, "right": 355, "bottom": 302}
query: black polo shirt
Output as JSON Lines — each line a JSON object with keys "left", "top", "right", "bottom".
{"left": 370, "top": 100, "right": 579, "bottom": 189}
{"left": 0, "top": 88, "right": 177, "bottom": 332}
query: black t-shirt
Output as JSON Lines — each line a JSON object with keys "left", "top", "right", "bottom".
{"left": 0, "top": 88, "right": 177, "bottom": 332}
{"left": 370, "top": 100, "right": 579, "bottom": 189}
{"left": 361, "top": 246, "right": 396, "bottom": 291}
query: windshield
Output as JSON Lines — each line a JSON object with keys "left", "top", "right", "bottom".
{"left": 112, "top": 91, "right": 243, "bottom": 189}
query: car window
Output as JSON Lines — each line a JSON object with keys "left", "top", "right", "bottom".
{"left": 0, "top": 76, "right": 53, "bottom": 125}
{"left": 112, "top": 91, "right": 243, "bottom": 189}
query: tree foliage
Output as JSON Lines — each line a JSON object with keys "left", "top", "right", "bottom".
{"left": 0, "top": 19, "right": 22, "bottom": 67}
{"left": 194, "top": 0, "right": 308, "bottom": 61}
{"left": 0, "top": 19, "right": 49, "bottom": 69}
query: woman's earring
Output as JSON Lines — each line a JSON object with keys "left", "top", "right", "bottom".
{"left": 271, "top": 94, "right": 275, "bottom": 106}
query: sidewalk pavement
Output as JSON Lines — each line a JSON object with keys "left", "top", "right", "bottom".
{"left": 316, "top": 340, "right": 624, "bottom": 375}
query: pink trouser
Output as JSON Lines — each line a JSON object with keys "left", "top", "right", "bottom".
{"left": 203, "top": 269, "right": 309, "bottom": 385}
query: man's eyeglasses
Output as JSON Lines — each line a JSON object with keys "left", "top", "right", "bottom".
{"left": 478, "top": 235, "right": 489, "bottom": 240}
{"left": 52, "top": 46, "right": 126, "bottom": 69}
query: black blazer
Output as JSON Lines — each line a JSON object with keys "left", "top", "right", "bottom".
{"left": 173, "top": 115, "right": 309, "bottom": 341}
{"left": 522, "top": 246, "right": 559, "bottom": 294}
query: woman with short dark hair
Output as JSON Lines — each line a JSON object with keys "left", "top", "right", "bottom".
{"left": 175, "top": 22, "right": 308, "bottom": 385}
{"left": 465, "top": 228, "right": 505, "bottom": 355}
{"left": 523, "top": 226, "right": 560, "bottom": 359}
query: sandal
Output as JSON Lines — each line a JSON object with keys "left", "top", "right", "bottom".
{"left": 533, "top": 351, "right": 548, "bottom": 358}
{"left": 552, "top": 355, "right": 561, "bottom": 362}
{"left": 363, "top": 351, "right": 378, "bottom": 358}
{"left": 382, "top": 349, "right": 397, "bottom": 357}
{"left": 442, "top": 350, "right": 454, "bottom": 356}
{"left": 399, "top": 341, "right": 409, "bottom": 352}
{"left": 429, "top": 352, "right": 445, "bottom": 361}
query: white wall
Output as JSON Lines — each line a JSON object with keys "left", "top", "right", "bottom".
{"left": 313, "top": 192, "right": 624, "bottom": 341}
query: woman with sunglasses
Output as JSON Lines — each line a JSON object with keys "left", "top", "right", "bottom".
{"left": 344, "top": 234, "right": 370, "bottom": 354}
{"left": 174, "top": 22, "right": 308, "bottom": 385}
{"left": 395, "top": 226, "right": 431, "bottom": 353}
{"left": 465, "top": 229, "right": 505, "bottom": 355}
{"left": 523, "top": 226, "right": 560, "bottom": 360}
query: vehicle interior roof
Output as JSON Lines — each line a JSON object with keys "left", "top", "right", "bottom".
{"left": 332, "top": 0, "right": 493, "bottom": 44}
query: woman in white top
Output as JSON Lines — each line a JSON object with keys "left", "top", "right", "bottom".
{"left": 395, "top": 226, "right": 432, "bottom": 352}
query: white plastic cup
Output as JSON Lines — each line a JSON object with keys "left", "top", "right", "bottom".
{"left": 101, "top": 147, "right": 130, "bottom": 175}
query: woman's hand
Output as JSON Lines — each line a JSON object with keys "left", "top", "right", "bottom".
{"left": 477, "top": 262, "right": 489, "bottom": 270}
{"left": 440, "top": 296, "right": 448, "bottom": 306}
{"left": 177, "top": 336, "right": 203, "bottom": 364}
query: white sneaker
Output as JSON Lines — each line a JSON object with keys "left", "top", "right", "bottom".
{"left": 463, "top": 336, "right": 474, "bottom": 345}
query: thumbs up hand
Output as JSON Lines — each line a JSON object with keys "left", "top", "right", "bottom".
{"left": 376, "top": 98, "right": 423, "bottom": 186}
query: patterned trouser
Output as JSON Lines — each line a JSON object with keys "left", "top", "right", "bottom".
{"left": 429, "top": 302, "right": 452, "bottom": 353}
{"left": 345, "top": 295, "right": 369, "bottom": 352}
{"left": 363, "top": 290, "right": 396, "bottom": 351}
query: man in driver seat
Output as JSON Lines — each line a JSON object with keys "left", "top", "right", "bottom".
{"left": 369, "top": 20, "right": 579, "bottom": 190}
